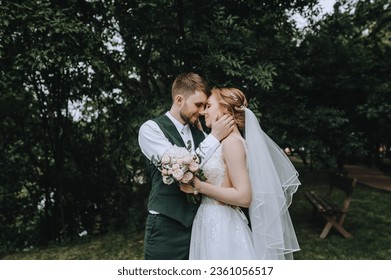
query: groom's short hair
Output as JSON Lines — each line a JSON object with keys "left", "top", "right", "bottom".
{"left": 172, "top": 72, "right": 210, "bottom": 101}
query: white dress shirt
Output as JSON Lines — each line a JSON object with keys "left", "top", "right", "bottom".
{"left": 138, "top": 112, "right": 220, "bottom": 168}
{"left": 139, "top": 112, "right": 220, "bottom": 215}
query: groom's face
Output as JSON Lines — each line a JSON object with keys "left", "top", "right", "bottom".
{"left": 179, "top": 90, "right": 207, "bottom": 126}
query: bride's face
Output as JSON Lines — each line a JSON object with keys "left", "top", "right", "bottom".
{"left": 204, "top": 94, "right": 225, "bottom": 128}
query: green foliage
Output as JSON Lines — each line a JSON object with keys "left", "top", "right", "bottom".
{"left": 279, "top": 0, "right": 391, "bottom": 169}
{"left": 0, "top": 0, "right": 147, "bottom": 254}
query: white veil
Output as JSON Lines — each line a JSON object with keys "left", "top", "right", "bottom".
{"left": 245, "top": 108, "right": 300, "bottom": 260}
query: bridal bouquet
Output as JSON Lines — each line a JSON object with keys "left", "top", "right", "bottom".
{"left": 151, "top": 143, "right": 206, "bottom": 204}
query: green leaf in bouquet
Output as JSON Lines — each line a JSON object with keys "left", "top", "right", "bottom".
{"left": 186, "top": 194, "right": 201, "bottom": 204}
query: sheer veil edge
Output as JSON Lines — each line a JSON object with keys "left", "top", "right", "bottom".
{"left": 245, "top": 108, "right": 300, "bottom": 260}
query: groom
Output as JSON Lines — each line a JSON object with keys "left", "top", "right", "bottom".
{"left": 138, "top": 72, "right": 234, "bottom": 259}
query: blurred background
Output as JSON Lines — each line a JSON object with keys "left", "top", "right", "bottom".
{"left": 0, "top": 0, "right": 390, "bottom": 259}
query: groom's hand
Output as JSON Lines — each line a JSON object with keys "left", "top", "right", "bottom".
{"left": 210, "top": 114, "right": 235, "bottom": 142}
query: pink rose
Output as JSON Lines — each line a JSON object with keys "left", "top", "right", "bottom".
{"left": 181, "top": 171, "right": 194, "bottom": 184}
{"left": 172, "top": 169, "right": 184, "bottom": 181}
{"left": 183, "top": 156, "right": 192, "bottom": 165}
{"left": 177, "top": 158, "right": 184, "bottom": 165}
{"left": 161, "top": 154, "right": 171, "bottom": 164}
{"left": 189, "top": 162, "right": 199, "bottom": 173}
{"left": 172, "top": 163, "right": 180, "bottom": 171}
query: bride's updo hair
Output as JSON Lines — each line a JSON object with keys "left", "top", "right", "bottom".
{"left": 211, "top": 87, "right": 248, "bottom": 131}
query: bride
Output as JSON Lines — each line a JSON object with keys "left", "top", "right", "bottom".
{"left": 180, "top": 87, "right": 301, "bottom": 260}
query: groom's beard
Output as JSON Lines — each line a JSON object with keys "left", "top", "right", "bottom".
{"left": 180, "top": 111, "right": 196, "bottom": 126}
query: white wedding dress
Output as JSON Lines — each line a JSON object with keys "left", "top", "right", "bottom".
{"left": 189, "top": 144, "right": 257, "bottom": 259}
{"left": 190, "top": 109, "right": 300, "bottom": 260}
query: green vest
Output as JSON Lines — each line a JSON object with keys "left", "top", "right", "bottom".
{"left": 147, "top": 115, "right": 205, "bottom": 228}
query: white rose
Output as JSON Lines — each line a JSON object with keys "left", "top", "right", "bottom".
{"left": 163, "top": 176, "right": 174, "bottom": 185}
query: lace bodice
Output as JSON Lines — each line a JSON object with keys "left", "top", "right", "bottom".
{"left": 190, "top": 141, "right": 256, "bottom": 260}
{"left": 203, "top": 145, "right": 225, "bottom": 187}
{"left": 201, "top": 145, "right": 226, "bottom": 205}
{"left": 200, "top": 136, "right": 248, "bottom": 206}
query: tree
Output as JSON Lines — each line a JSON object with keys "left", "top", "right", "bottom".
{"left": 286, "top": 0, "right": 390, "bottom": 169}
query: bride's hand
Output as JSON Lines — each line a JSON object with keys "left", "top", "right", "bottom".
{"left": 179, "top": 183, "right": 194, "bottom": 194}
{"left": 180, "top": 177, "right": 202, "bottom": 194}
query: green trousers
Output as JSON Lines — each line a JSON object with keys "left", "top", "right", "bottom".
{"left": 144, "top": 213, "right": 192, "bottom": 260}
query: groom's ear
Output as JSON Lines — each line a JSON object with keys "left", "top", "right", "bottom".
{"left": 175, "top": 95, "right": 184, "bottom": 105}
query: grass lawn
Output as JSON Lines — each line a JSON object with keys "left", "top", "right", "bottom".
{"left": 291, "top": 165, "right": 391, "bottom": 260}
{"left": 2, "top": 231, "right": 144, "bottom": 260}
{"left": 3, "top": 164, "right": 391, "bottom": 260}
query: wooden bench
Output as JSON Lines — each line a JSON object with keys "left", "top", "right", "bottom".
{"left": 304, "top": 173, "right": 357, "bottom": 239}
